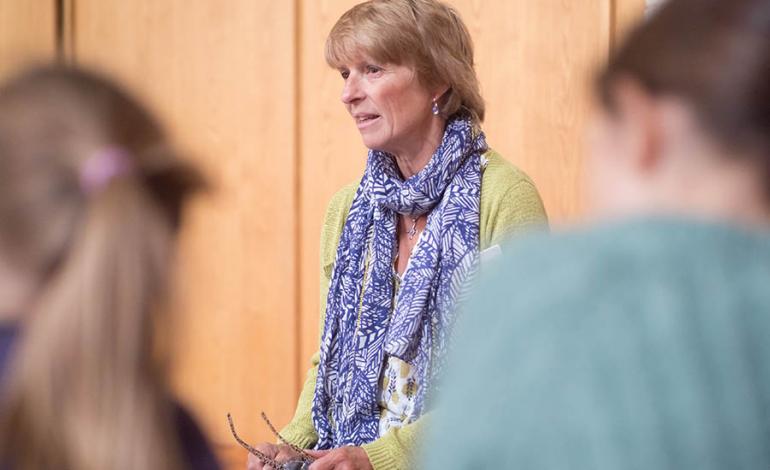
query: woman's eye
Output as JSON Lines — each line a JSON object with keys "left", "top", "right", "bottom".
{"left": 365, "top": 65, "right": 383, "bottom": 75}
{"left": 340, "top": 70, "right": 350, "bottom": 79}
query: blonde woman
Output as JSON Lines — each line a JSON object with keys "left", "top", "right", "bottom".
{"left": 0, "top": 66, "right": 219, "bottom": 470}
{"left": 247, "top": 1, "right": 547, "bottom": 469}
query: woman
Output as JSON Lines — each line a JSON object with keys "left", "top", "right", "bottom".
{"left": 248, "top": 1, "right": 547, "bottom": 469}
{"left": 423, "top": 0, "right": 770, "bottom": 468}
{"left": 0, "top": 66, "right": 220, "bottom": 470}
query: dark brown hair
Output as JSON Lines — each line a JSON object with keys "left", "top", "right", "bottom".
{"left": 0, "top": 65, "right": 203, "bottom": 470}
{"left": 597, "top": 0, "right": 770, "bottom": 162}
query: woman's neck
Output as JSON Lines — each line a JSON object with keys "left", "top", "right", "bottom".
{"left": 594, "top": 153, "right": 770, "bottom": 229}
{"left": 391, "top": 117, "right": 447, "bottom": 179}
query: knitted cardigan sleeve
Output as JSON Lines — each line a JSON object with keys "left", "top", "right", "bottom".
{"left": 279, "top": 150, "right": 548, "bottom": 469}
{"left": 279, "top": 182, "right": 357, "bottom": 449}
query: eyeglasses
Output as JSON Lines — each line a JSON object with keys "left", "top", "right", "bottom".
{"left": 227, "top": 412, "right": 315, "bottom": 470}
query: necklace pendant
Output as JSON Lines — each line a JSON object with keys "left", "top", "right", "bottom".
{"left": 407, "top": 216, "right": 418, "bottom": 240}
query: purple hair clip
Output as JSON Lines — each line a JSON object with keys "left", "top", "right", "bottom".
{"left": 79, "top": 147, "right": 134, "bottom": 194}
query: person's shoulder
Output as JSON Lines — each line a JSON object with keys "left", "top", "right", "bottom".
{"left": 478, "top": 149, "right": 547, "bottom": 245}
{"left": 321, "top": 181, "right": 360, "bottom": 238}
{"left": 464, "top": 217, "right": 770, "bottom": 372}
{"left": 484, "top": 217, "right": 770, "bottom": 305}
{"left": 490, "top": 222, "right": 605, "bottom": 283}
{"left": 493, "top": 218, "right": 678, "bottom": 277}
{"left": 320, "top": 180, "right": 361, "bottom": 269}
{"left": 324, "top": 181, "right": 359, "bottom": 223}
{"left": 460, "top": 221, "right": 638, "bottom": 350}
{"left": 481, "top": 148, "right": 538, "bottom": 194}
{"left": 475, "top": 220, "right": 658, "bottom": 310}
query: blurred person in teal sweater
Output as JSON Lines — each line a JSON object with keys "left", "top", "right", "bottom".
{"left": 423, "top": 0, "right": 770, "bottom": 468}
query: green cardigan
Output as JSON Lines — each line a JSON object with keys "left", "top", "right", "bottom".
{"left": 280, "top": 150, "right": 547, "bottom": 469}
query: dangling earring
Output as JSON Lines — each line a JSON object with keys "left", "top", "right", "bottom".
{"left": 431, "top": 100, "right": 440, "bottom": 115}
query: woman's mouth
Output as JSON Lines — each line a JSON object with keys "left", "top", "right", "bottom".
{"left": 355, "top": 114, "right": 381, "bottom": 130}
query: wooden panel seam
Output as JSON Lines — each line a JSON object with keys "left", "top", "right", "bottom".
{"left": 293, "top": 0, "right": 303, "bottom": 396}
{"left": 57, "top": 0, "right": 76, "bottom": 63}
{"left": 609, "top": 0, "right": 618, "bottom": 56}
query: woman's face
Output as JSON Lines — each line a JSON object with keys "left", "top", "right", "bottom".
{"left": 337, "top": 55, "right": 437, "bottom": 154}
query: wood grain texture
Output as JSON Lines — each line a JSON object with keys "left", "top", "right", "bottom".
{"left": 70, "top": 1, "right": 299, "bottom": 463}
{"left": 0, "top": 0, "right": 57, "bottom": 78}
{"left": 298, "top": 0, "right": 364, "bottom": 388}
{"left": 614, "top": 0, "right": 647, "bottom": 49}
{"left": 453, "top": 0, "right": 609, "bottom": 224}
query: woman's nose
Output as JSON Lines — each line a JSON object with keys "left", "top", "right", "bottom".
{"left": 341, "top": 75, "right": 363, "bottom": 105}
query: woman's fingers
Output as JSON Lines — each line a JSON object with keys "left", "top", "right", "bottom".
{"left": 275, "top": 443, "right": 303, "bottom": 462}
{"left": 246, "top": 451, "right": 265, "bottom": 470}
{"left": 308, "top": 449, "right": 338, "bottom": 470}
{"left": 307, "top": 447, "right": 371, "bottom": 470}
{"left": 304, "top": 449, "right": 330, "bottom": 460}
{"left": 246, "top": 442, "right": 281, "bottom": 470}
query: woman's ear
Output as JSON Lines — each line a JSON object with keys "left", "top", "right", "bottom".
{"left": 612, "top": 77, "right": 665, "bottom": 175}
{"left": 432, "top": 85, "right": 451, "bottom": 103}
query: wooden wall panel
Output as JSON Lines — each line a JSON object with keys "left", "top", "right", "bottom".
{"left": 70, "top": 1, "right": 298, "bottom": 466}
{"left": 298, "top": 0, "right": 363, "bottom": 390}
{"left": 454, "top": 0, "right": 610, "bottom": 224}
{"left": 0, "top": 1, "right": 56, "bottom": 78}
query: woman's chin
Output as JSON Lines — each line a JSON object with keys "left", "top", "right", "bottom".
{"left": 360, "top": 135, "right": 387, "bottom": 152}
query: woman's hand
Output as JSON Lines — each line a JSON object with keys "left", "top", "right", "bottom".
{"left": 246, "top": 443, "right": 303, "bottom": 470}
{"left": 306, "top": 447, "right": 373, "bottom": 470}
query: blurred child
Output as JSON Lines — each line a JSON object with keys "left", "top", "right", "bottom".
{"left": 0, "top": 66, "right": 219, "bottom": 470}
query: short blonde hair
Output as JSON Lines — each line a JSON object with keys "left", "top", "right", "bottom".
{"left": 326, "top": 0, "right": 485, "bottom": 124}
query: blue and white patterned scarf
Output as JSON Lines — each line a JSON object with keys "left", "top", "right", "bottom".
{"left": 311, "top": 115, "right": 487, "bottom": 448}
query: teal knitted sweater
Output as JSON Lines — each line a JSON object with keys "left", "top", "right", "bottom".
{"left": 424, "top": 217, "right": 770, "bottom": 470}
